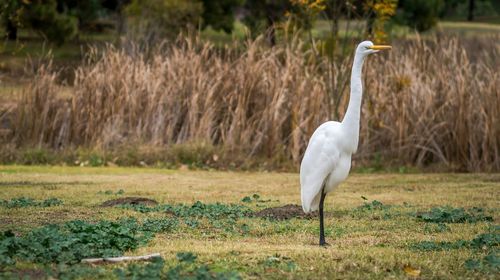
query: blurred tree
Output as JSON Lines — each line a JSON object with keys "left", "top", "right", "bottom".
{"left": 456, "top": 0, "right": 498, "bottom": 20}
{"left": 101, "top": 0, "right": 131, "bottom": 11}
{"left": 286, "top": 0, "right": 326, "bottom": 55}
{"left": 55, "top": 0, "right": 103, "bottom": 29}
{"left": 396, "top": 0, "right": 444, "bottom": 31}
{"left": 364, "top": 0, "right": 397, "bottom": 43}
{"left": 324, "top": 0, "right": 355, "bottom": 39}
{"left": 243, "top": 0, "right": 292, "bottom": 45}
{"left": 1, "top": 0, "right": 22, "bottom": 40}
{"left": 243, "top": 0, "right": 327, "bottom": 45}
{"left": 126, "top": 0, "right": 203, "bottom": 39}
{"left": 101, "top": 0, "right": 131, "bottom": 35}
{"left": 201, "top": 0, "right": 244, "bottom": 33}
{"left": 1, "top": 0, "right": 78, "bottom": 44}
{"left": 288, "top": 0, "right": 327, "bottom": 31}
{"left": 440, "top": 0, "right": 462, "bottom": 18}
{"left": 467, "top": 0, "right": 475, "bottom": 21}
{"left": 23, "top": 0, "right": 78, "bottom": 45}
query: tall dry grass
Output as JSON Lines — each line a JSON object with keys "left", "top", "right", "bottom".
{"left": 4, "top": 35, "right": 500, "bottom": 171}
{"left": 361, "top": 36, "right": 500, "bottom": 171}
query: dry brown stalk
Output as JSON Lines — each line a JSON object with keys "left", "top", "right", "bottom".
{"left": 5, "top": 35, "right": 500, "bottom": 171}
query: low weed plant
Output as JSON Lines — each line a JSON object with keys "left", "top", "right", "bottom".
{"left": 0, "top": 197, "right": 63, "bottom": 208}
{"left": 416, "top": 207, "right": 493, "bottom": 223}
{"left": 0, "top": 218, "right": 177, "bottom": 265}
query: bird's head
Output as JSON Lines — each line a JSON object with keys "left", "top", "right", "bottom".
{"left": 356, "top": 41, "right": 392, "bottom": 56}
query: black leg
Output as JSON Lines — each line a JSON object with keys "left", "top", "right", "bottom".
{"left": 319, "top": 190, "right": 328, "bottom": 246}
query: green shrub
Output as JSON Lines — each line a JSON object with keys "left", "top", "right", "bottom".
{"left": 411, "top": 240, "right": 469, "bottom": 251}
{"left": 201, "top": 0, "right": 243, "bottom": 33}
{"left": 21, "top": 148, "right": 53, "bottom": 165}
{"left": 416, "top": 207, "right": 493, "bottom": 223}
{"left": 261, "top": 254, "right": 297, "bottom": 273}
{"left": 119, "top": 201, "right": 251, "bottom": 233}
{"left": 411, "top": 232, "right": 499, "bottom": 251}
{"left": 0, "top": 197, "right": 62, "bottom": 208}
{"left": 22, "top": 0, "right": 78, "bottom": 45}
{"left": 396, "top": 0, "right": 444, "bottom": 31}
{"left": 357, "top": 200, "right": 390, "bottom": 211}
{"left": 470, "top": 233, "right": 500, "bottom": 249}
{"left": 142, "top": 218, "right": 179, "bottom": 233}
{"left": 126, "top": 0, "right": 203, "bottom": 39}
{"left": 88, "top": 154, "right": 104, "bottom": 167}
{"left": 465, "top": 251, "right": 500, "bottom": 272}
{"left": 169, "top": 142, "right": 216, "bottom": 168}
{"left": 120, "top": 201, "right": 252, "bottom": 220}
{"left": 453, "top": 0, "right": 499, "bottom": 19}
{"left": 0, "top": 217, "right": 179, "bottom": 265}
{"left": 423, "top": 223, "right": 451, "bottom": 234}
{"left": 114, "top": 252, "right": 241, "bottom": 280}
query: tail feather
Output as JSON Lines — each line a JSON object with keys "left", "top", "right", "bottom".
{"left": 301, "top": 183, "right": 324, "bottom": 213}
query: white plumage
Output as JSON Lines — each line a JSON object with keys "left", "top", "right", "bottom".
{"left": 300, "top": 121, "right": 345, "bottom": 213}
{"left": 300, "top": 41, "right": 391, "bottom": 245}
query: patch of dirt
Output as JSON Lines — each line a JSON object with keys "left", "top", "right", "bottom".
{"left": 100, "top": 197, "right": 158, "bottom": 207}
{"left": 254, "top": 204, "right": 317, "bottom": 220}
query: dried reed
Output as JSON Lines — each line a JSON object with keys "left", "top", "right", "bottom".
{"left": 5, "top": 35, "right": 499, "bottom": 171}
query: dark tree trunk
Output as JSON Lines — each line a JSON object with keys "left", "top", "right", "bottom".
{"left": 467, "top": 0, "right": 475, "bottom": 21}
{"left": 6, "top": 19, "right": 17, "bottom": 40}
{"left": 366, "top": 11, "right": 376, "bottom": 36}
{"left": 330, "top": 0, "right": 339, "bottom": 38}
{"left": 117, "top": 0, "right": 127, "bottom": 36}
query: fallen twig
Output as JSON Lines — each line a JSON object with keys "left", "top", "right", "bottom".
{"left": 81, "top": 253, "right": 161, "bottom": 264}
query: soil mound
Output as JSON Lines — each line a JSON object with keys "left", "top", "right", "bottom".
{"left": 101, "top": 197, "right": 158, "bottom": 207}
{"left": 254, "top": 204, "right": 317, "bottom": 220}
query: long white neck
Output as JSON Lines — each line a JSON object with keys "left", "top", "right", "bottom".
{"left": 341, "top": 52, "right": 365, "bottom": 152}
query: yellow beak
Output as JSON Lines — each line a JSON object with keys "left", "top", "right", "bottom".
{"left": 368, "top": 45, "right": 392, "bottom": 50}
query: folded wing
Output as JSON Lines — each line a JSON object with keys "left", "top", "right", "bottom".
{"left": 300, "top": 124, "right": 340, "bottom": 213}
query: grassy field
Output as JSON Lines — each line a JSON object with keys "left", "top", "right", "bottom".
{"left": 0, "top": 166, "right": 498, "bottom": 279}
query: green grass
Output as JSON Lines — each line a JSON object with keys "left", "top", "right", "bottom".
{"left": 0, "top": 165, "right": 498, "bottom": 279}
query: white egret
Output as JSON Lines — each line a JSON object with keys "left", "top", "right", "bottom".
{"left": 300, "top": 41, "right": 391, "bottom": 246}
